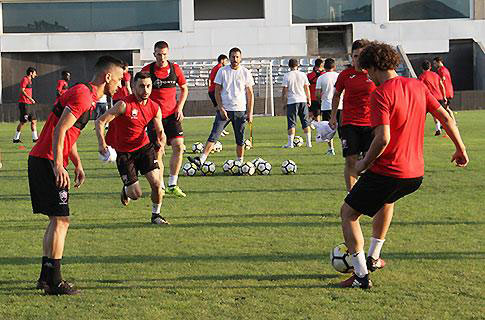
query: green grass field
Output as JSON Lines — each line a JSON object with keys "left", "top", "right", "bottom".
{"left": 0, "top": 111, "right": 483, "bottom": 319}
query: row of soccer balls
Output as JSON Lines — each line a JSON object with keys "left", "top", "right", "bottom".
{"left": 182, "top": 158, "right": 298, "bottom": 176}
{"left": 191, "top": 136, "right": 306, "bottom": 154}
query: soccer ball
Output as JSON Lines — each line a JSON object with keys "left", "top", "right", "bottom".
{"left": 256, "top": 161, "right": 272, "bottom": 175}
{"left": 192, "top": 142, "right": 204, "bottom": 153}
{"left": 231, "top": 160, "right": 242, "bottom": 175}
{"left": 293, "top": 136, "right": 304, "bottom": 147}
{"left": 213, "top": 141, "right": 223, "bottom": 152}
{"left": 99, "top": 146, "right": 117, "bottom": 163}
{"left": 252, "top": 157, "right": 264, "bottom": 167}
{"left": 244, "top": 139, "right": 252, "bottom": 150}
{"left": 281, "top": 160, "right": 297, "bottom": 174}
{"left": 330, "top": 243, "right": 354, "bottom": 273}
{"left": 239, "top": 161, "right": 256, "bottom": 176}
{"left": 182, "top": 162, "right": 198, "bottom": 176}
{"left": 223, "top": 159, "right": 235, "bottom": 174}
{"left": 200, "top": 161, "right": 216, "bottom": 176}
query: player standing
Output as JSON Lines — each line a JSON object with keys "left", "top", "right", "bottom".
{"left": 143, "top": 41, "right": 188, "bottom": 198}
{"left": 29, "top": 56, "right": 124, "bottom": 295}
{"left": 433, "top": 57, "right": 456, "bottom": 123}
{"left": 208, "top": 54, "right": 230, "bottom": 136}
{"left": 337, "top": 42, "right": 468, "bottom": 289}
{"left": 307, "top": 58, "right": 324, "bottom": 124}
{"left": 95, "top": 72, "right": 168, "bottom": 225}
{"left": 112, "top": 62, "right": 132, "bottom": 104}
{"left": 330, "top": 39, "right": 376, "bottom": 192}
{"left": 188, "top": 47, "right": 254, "bottom": 166}
{"left": 419, "top": 60, "right": 447, "bottom": 135}
{"left": 281, "top": 58, "right": 312, "bottom": 148}
{"left": 13, "top": 67, "right": 38, "bottom": 143}
{"left": 56, "top": 70, "right": 71, "bottom": 97}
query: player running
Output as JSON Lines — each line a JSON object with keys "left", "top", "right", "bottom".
{"left": 29, "top": 56, "right": 124, "bottom": 295}
{"left": 13, "top": 67, "right": 38, "bottom": 143}
{"left": 143, "top": 41, "right": 188, "bottom": 198}
{"left": 337, "top": 42, "right": 468, "bottom": 289}
{"left": 95, "top": 71, "right": 168, "bottom": 225}
{"left": 433, "top": 57, "right": 456, "bottom": 124}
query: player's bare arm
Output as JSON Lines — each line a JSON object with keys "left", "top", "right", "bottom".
{"left": 355, "top": 124, "right": 391, "bottom": 175}
{"left": 330, "top": 90, "right": 342, "bottom": 129}
{"left": 52, "top": 107, "right": 79, "bottom": 189}
{"left": 95, "top": 100, "right": 126, "bottom": 154}
{"left": 304, "top": 84, "right": 311, "bottom": 107}
{"left": 215, "top": 84, "right": 228, "bottom": 120}
{"left": 439, "top": 80, "right": 447, "bottom": 103}
{"left": 21, "top": 87, "right": 36, "bottom": 104}
{"left": 246, "top": 85, "right": 254, "bottom": 123}
{"left": 175, "top": 83, "right": 189, "bottom": 122}
{"left": 68, "top": 142, "right": 85, "bottom": 188}
{"left": 431, "top": 106, "right": 468, "bottom": 167}
{"left": 153, "top": 109, "right": 166, "bottom": 155}
{"left": 126, "top": 79, "right": 132, "bottom": 95}
{"left": 315, "top": 88, "right": 322, "bottom": 105}
{"left": 281, "top": 86, "right": 288, "bottom": 106}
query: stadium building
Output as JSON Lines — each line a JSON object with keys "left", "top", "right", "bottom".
{"left": 0, "top": 0, "right": 483, "bottom": 119}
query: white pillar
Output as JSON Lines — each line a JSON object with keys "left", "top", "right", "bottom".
{"left": 373, "top": 0, "right": 389, "bottom": 25}
{"left": 180, "top": 0, "right": 194, "bottom": 33}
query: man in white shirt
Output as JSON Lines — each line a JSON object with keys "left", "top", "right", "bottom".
{"left": 189, "top": 47, "right": 254, "bottom": 166}
{"left": 282, "top": 59, "right": 312, "bottom": 148}
{"left": 316, "top": 58, "right": 341, "bottom": 155}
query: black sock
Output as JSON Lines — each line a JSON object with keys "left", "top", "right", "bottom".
{"left": 46, "top": 258, "right": 62, "bottom": 286}
{"left": 39, "top": 256, "right": 48, "bottom": 282}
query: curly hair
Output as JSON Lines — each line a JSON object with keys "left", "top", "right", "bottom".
{"left": 358, "top": 41, "right": 401, "bottom": 71}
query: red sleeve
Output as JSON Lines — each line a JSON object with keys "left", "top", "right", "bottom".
{"left": 141, "top": 64, "right": 150, "bottom": 72}
{"left": 424, "top": 86, "right": 441, "bottom": 113}
{"left": 418, "top": 73, "right": 424, "bottom": 81}
{"left": 334, "top": 70, "right": 346, "bottom": 93}
{"left": 174, "top": 64, "right": 186, "bottom": 86}
{"left": 124, "top": 72, "right": 131, "bottom": 81}
{"left": 20, "top": 77, "right": 29, "bottom": 89}
{"left": 56, "top": 80, "right": 63, "bottom": 92}
{"left": 370, "top": 90, "right": 390, "bottom": 127}
{"left": 65, "top": 86, "right": 92, "bottom": 119}
{"left": 209, "top": 66, "right": 218, "bottom": 82}
{"left": 437, "top": 68, "right": 444, "bottom": 79}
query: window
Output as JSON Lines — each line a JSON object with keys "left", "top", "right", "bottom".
{"left": 194, "top": 0, "right": 264, "bottom": 20}
{"left": 390, "top": 0, "right": 470, "bottom": 21}
{"left": 292, "top": 0, "right": 372, "bottom": 24}
{"left": 2, "top": 0, "right": 179, "bottom": 33}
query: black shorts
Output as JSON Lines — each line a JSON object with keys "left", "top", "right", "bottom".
{"left": 445, "top": 97, "right": 453, "bottom": 107}
{"left": 340, "top": 125, "right": 373, "bottom": 157}
{"left": 116, "top": 143, "right": 159, "bottom": 187}
{"left": 208, "top": 91, "right": 217, "bottom": 108}
{"left": 345, "top": 170, "right": 423, "bottom": 217}
{"left": 28, "top": 156, "right": 69, "bottom": 216}
{"left": 309, "top": 100, "right": 320, "bottom": 115}
{"left": 19, "top": 103, "right": 36, "bottom": 123}
{"left": 148, "top": 114, "right": 184, "bottom": 145}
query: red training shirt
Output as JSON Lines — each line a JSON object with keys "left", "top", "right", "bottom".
{"left": 307, "top": 68, "right": 324, "bottom": 101}
{"left": 141, "top": 62, "right": 186, "bottom": 118}
{"left": 369, "top": 77, "right": 441, "bottom": 179}
{"left": 106, "top": 94, "right": 160, "bottom": 153}
{"left": 30, "top": 83, "right": 98, "bottom": 167}
{"left": 112, "top": 71, "right": 132, "bottom": 101}
{"left": 418, "top": 70, "right": 444, "bottom": 101}
{"left": 56, "top": 80, "right": 69, "bottom": 96}
{"left": 335, "top": 67, "right": 376, "bottom": 127}
{"left": 18, "top": 76, "right": 33, "bottom": 104}
{"left": 437, "top": 66, "right": 453, "bottom": 98}
{"left": 208, "top": 63, "right": 223, "bottom": 93}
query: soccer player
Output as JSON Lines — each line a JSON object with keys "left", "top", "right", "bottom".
{"left": 208, "top": 54, "right": 230, "bottom": 136}
{"left": 281, "top": 58, "right": 312, "bottom": 148}
{"left": 143, "top": 41, "right": 188, "bottom": 198}
{"left": 95, "top": 71, "right": 167, "bottom": 225}
{"left": 330, "top": 39, "right": 376, "bottom": 192}
{"left": 433, "top": 57, "right": 456, "bottom": 123}
{"left": 29, "top": 56, "right": 124, "bottom": 295}
{"left": 419, "top": 60, "right": 447, "bottom": 135}
{"left": 316, "top": 58, "right": 341, "bottom": 155}
{"left": 13, "top": 67, "right": 38, "bottom": 143}
{"left": 188, "top": 47, "right": 254, "bottom": 167}
{"left": 307, "top": 58, "right": 324, "bottom": 123}
{"left": 112, "top": 62, "right": 132, "bottom": 104}
{"left": 56, "top": 70, "right": 71, "bottom": 97}
{"left": 338, "top": 41, "right": 468, "bottom": 289}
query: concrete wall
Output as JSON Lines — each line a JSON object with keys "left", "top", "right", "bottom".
{"left": 473, "top": 41, "right": 485, "bottom": 90}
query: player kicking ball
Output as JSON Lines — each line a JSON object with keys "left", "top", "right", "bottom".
{"left": 95, "top": 71, "right": 168, "bottom": 225}
{"left": 338, "top": 42, "right": 468, "bottom": 289}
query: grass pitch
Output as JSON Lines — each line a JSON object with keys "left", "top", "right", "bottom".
{"left": 0, "top": 111, "right": 483, "bottom": 319}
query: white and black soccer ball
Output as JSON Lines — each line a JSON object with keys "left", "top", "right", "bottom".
{"left": 281, "top": 160, "right": 297, "bottom": 174}
{"left": 239, "top": 161, "right": 256, "bottom": 176}
{"left": 231, "top": 160, "right": 243, "bottom": 175}
{"left": 256, "top": 161, "right": 272, "bottom": 175}
{"left": 252, "top": 157, "right": 264, "bottom": 167}
{"left": 223, "top": 159, "right": 235, "bottom": 174}
{"left": 293, "top": 136, "right": 304, "bottom": 147}
{"left": 192, "top": 142, "right": 204, "bottom": 153}
{"left": 99, "top": 146, "right": 117, "bottom": 163}
{"left": 213, "top": 141, "right": 223, "bottom": 153}
{"left": 330, "top": 243, "right": 354, "bottom": 273}
{"left": 182, "top": 162, "right": 198, "bottom": 176}
{"left": 244, "top": 139, "right": 252, "bottom": 150}
{"left": 200, "top": 161, "right": 216, "bottom": 176}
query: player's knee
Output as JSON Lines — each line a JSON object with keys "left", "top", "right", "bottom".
{"left": 53, "top": 216, "right": 70, "bottom": 228}
{"left": 340, "top": 203, "right": 359, "bottom": 222}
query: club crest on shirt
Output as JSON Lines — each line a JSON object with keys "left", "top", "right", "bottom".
{"left": 59, "top": 190, "right": 68, "bottom": 204}
{"left": 341, "top": 139, "right": 348, "bottom": 149}
{"left": 131, "top": 108, "right": 139, "bottom": 119}
{"left": 349, "top": 75, "right": 356, "bottom": 79}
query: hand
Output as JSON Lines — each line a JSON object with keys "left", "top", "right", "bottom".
{"left": 175, "top": 110, "right": 184, "bottom": 122}
{"left": 443, "top": 97, "right": 448, "bottom": 104}
{"left": 219, "top": 108, "right": 228, "bottom": 120}
{"left": 74, "top": 166, "right": 85, "bottom": 188}
{"left": 354, "top": 159, "right": 368, "bottom": 176}
{"left": 98, "top": 144, "right": 108, "bottom": 157}
{"left": 247, "top": 113, "right": 253, "bottom": 123}
{"left": 54, "top": 164, "right": 70, "bottom": 189}
{"left": 31, "top": 99, "right": 36, "bottom": 104}
{"left": 307, "top": 100, "right": 311, "bottom": 108}
{"left": 329, "top": 117, "right": 337, "bottom": 130}
{"left": 451, "top": 149, "right": 469, "bottom": 167}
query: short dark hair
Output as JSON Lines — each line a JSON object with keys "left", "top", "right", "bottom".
{"left": 352, "top": 39, "right": 370, "bottom": 52}
{"left": 61, "top": 70, "right": 70, "bottom": 77}
{"left": 288, "top": 58, "right": 299, "bottom": 68}
{"left": 358, "top": 41, "right": 401, "bottom": 71}
{"left": 229, "top": 47, "right": 241, "bottom": 57}
{"left": 94, "top": 55, "right": 125, "bottom": 74}
{"left": 422, "top": 60, "right": 432, "bottom": 70}
{"left": 26, "top": 67, "right": 36, "bottom": 75}
{"left": 324, "top": 58, "right": 336, "bottom": 70}
{"left": 217, "top": 54, "right": 228, "bottom": 63}
{"left": 134, "top": 71, "right": 151, "bottom": 83}
{"left": 154, "top": 41, "right": 169, "bottom": 50}
{"left": 314, "top": 58, "right": 323, "bottom": 68}
{"left": 433, "top": 56, "right": 443, "bottom": 63}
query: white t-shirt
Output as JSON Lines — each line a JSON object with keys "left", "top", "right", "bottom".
{"left": 282, "top": 70, "right": 310, "bottom": 104}
{"left": 214, "top": 65, "right": 255, "bottom": 112}
{"left": 315, "top": 71, "right": 342, "bottom": 111}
